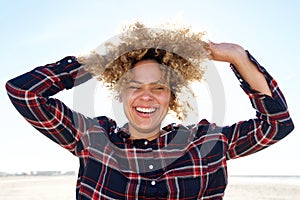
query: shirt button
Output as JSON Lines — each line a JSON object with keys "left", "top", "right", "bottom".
{"left": 144, "top": 140, "right": 148, "bottom": 145}
{"left": 151, "top": 180, "right": 156, "bottom": 186}
{"left": 148, "top": 165, "right": 154, "bottom": 170}
{"left": 67, "top": 59, "right": 72, "bottom": 63}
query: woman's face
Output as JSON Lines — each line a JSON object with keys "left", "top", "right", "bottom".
{"left": 121, "top": 60, "right": 171, "bottom": 140}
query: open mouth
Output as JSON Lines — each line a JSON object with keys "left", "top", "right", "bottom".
{"left": 135, "top": 107, "right": 157, "bottom": 114}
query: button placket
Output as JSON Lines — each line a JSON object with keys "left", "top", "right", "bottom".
{"left": 151, "top": 180, "right": 156, "bottom": 186}
{"left": 148, "top": 164, "right": 154, "bottom": 170}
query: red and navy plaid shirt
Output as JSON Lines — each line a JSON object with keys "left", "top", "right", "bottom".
{"left": 6, "top": 52, "right": 294, "bottom": 199}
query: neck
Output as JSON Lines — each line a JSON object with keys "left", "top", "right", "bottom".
{"left": 128, "top": 125, "right": 161, "bottom": 141}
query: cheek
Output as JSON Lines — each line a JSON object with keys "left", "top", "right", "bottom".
{"left": 160, "top": 93, "right": 171, "bottom": 108}
{"left": 121, "top": 91, "right": 135, "bottom": 105}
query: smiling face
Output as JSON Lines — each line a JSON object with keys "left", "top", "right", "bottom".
{"left": 120, "top": 60, "right": 171, "bottom": 140}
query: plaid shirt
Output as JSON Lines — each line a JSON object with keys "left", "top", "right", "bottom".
{"left": 6, "top": 52, "right": 294, "bottom": 200}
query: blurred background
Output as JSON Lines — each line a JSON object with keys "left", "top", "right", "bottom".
{"left": 1, "top": 0, "right": 299, "bottom": 177}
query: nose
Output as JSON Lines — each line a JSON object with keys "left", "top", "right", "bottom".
{"left": 140, "top": 88, "right": 154, "bottom": 101}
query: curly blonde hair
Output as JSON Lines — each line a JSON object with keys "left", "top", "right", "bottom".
{"left": 78, "top": 22, "right": 209, "bottom": 120}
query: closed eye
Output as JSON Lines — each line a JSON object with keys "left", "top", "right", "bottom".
{"left": 129, "top": 86, "right": 140, "bottom": 90}
{"left": 152, "top": 84, "right": 169, "bottom": 91}
{"left": 154, "top": 86, "right": 166, "bottom": 90}
{"left": 126, "top": 83, "right": 142, "bottom": 90}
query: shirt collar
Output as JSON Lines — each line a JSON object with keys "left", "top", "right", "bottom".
{"left": 110, "top": 122, "right": 193, "bottom": 149}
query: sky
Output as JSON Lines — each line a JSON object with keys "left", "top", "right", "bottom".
{"left": 0, "top": 0, "right": 299, "bottom": 176}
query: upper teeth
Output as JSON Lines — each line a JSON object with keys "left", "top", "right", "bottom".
{"left": 136, "top": 107, "right": 156, "bottom": 113}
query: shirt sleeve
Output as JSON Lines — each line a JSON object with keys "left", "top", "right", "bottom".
{"left": 224, "top": 51, "right": 294, "bottom": 159}
{"left": 5, "top": 56, "right": 97, "bottom": 155}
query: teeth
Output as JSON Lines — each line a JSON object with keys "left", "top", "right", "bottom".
{"left": 136, "top": 107, "right": 156, "bottom": 113}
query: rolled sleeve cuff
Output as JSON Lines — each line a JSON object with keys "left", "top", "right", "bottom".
{"left": 230, "top": 51, "right": 289, "bottom": 115}
{"left": 46, "top": 56, "right": 93, "bottom": 90}
{"left": 230, "top": 51, "right": 275, "bottom": 98}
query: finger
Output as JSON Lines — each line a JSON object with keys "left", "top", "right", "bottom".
{"left": 208, "top": 40, "right": 217, "bottom": 45}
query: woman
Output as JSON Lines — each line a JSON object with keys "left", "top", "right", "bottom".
{"left": 6, "top": 22, "right": 294, "bottom": 199}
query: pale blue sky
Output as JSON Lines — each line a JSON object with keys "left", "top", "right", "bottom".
{"left": 1, "top": 0, "right": 299, "bottom": 175}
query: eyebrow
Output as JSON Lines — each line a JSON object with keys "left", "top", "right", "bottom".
{"left": 128, "top": 80, "right": 165, "bottom": 85}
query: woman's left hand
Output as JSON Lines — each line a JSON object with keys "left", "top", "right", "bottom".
{"left": 206, "top": 41, "right": 247, "bottom": 65}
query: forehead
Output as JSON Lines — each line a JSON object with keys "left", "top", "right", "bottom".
{"left": 131, "top": 60, "right": 163, "bottom": 83}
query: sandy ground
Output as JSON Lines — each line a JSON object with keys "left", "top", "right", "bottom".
{"left": 224, "top": 176, "right": 300, "bottom": 200}
{"left": 0, "top": 175, "right": 299, "bottom": 199}
{"left": 0, "top": 175, "right": 77, "bottom": 200}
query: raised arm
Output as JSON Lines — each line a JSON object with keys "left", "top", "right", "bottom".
{"left": 207, "top": 42, "right": 294, "bottom": 158}
{"left": 208, "top": 42, "right": 271, "bottom": 96}
{"left": 5, "top": 56, "right": 97, "bottom": 155}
